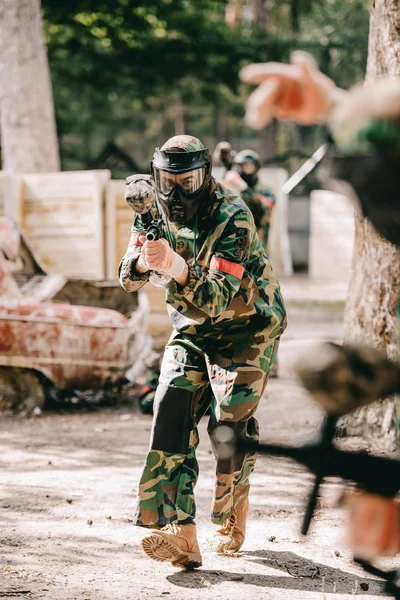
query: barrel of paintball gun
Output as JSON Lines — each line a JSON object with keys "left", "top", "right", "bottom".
{"left": 141, "top": 211, "right": 162, "bottom": 241}
{"left": 238, "top": 438, "right": 400, "bottom": 498}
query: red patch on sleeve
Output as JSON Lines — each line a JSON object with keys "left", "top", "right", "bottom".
{"left": 259, "top": 195, "right": 275, "bottom": 210}
{"left": 210, "top": 257, "right": 244, "bottom": 279}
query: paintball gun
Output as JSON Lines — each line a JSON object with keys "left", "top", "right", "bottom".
{"left": 125, "top": 174, "right": 171, "bottom": 288}
{"left": 214, "top": 341, "right": 400, "bottom": 598}
{"left": 125, "top": 174, "right": 163, "bottom": 241}
{"left": 212, "top": 141, "right": 236, "bottom": 172}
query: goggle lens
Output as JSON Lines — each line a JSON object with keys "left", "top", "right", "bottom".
{"left": 154, "top": 167, "right": 206, "bottom": 194}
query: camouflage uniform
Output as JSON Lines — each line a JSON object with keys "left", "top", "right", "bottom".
{"left": 119, "top": 149, "right": 286, "bottom": 529}
{"left": 221, "top": 146, "right": 275, "bottom": 249}
{"left": 241, "top": 180, "right": 275, "bottom": 249}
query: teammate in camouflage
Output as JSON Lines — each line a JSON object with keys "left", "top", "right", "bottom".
{"left": 222, "top": 149, "right": 275, "bottom": 248}
{"left": 119, "top": 134, "right": 286, "bottom": 568}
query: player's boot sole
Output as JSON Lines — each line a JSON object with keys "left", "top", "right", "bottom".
{"left": 141, "top": 534, "right": 202, "bottom": 570}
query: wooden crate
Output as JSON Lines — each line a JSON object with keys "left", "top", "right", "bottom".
{"left": 144, "top": 284, "right": 168, "bottom": 313}
{"left": 18, "top": 170, "right": 110, "bottom": 280}
{"left": 105, "top": 179, "right": 134, "bottom": 280}
{"left": 0, "top": 171, "right": 22, "bottom": 222}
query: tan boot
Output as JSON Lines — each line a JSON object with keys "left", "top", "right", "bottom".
{"left": 141, "top": 523, "right": 202, "bottom": 569}
{"left": 214, "top": 497, "right": 248, "bottom": 553}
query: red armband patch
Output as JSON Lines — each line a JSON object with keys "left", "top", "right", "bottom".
{"left": 210, "top": 257, "right": 244, "bottom": 279}
{"left": 259, "top": 195, "right": 275, "bottom": 210}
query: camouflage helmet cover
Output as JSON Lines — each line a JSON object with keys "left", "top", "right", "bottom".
{"left": 233, "top": 149, "right": 260, "bottom": 186}
{"left": 151, "top": 134, "right": 212, "bottom": 224}
{"left": 161, "top": 135, "right": 205, "bottom": 153}
{"left": 233, "top": 149, "right": 261, "bottom": 167}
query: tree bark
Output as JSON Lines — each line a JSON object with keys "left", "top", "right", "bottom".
{"left": 174, "top": 93, "right": 185, "bottom": 136}
{"left": 343, "top": 0, "right": 400, "bottom": 451}
{"left": 290, "top": 0, "right": 301, "bottom": 34}
{"left": 0, "top": 0, "right": 60, "bottom": 172}
{"left": 225, "top": 0, "right": 242, "bottom": 29}
{"left": 249, "top": 0, "right": 267, "bottom": 32}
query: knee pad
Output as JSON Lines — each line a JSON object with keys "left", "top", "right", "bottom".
{"left": 150, "top": 385, "right": 193, "bottom": 454}
{"left": 208, "top": 418, "right": 250, "bottom": 474}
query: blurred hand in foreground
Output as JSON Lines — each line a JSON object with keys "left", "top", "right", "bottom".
{"left": 240, "top": 50, "right": 339, "bottom": 129}
{"left": 343, "top": 490, "right": 400, "bottom": 560}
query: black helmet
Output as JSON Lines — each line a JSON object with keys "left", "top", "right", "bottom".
{"left": 233, "top": 149, "right": 260, "bottom": 186}
{"left": 150, "top": 135, "right": 212, "bottom": 224}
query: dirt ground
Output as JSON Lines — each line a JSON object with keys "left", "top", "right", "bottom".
{"left": 1, "top": 302, "right": 397, "bottom": 600}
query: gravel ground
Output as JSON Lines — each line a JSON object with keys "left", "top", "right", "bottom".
{"left": 1, "top": 303, "right": 397, "bottom": 600}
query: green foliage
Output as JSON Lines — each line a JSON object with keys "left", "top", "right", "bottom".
{"left": 41, "top": 0, "right": 370, "bottom": 173}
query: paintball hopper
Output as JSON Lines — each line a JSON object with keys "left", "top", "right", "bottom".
{"left": 125, "top": 174, "right": 156, "bottom": 215}
{"left": 294, "top": 341, "right": 400, "bottom": 416}
{"left": 125, "top": 174, "right": 162, "bottom": 242}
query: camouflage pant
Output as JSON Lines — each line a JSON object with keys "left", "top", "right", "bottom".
{"left": 134, "top": 332, "right": 280, "bottom": 528}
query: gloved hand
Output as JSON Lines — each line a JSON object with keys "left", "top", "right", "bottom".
{"left": 134, "top": 234, "right": 149, "bottom": 273}
{"left": 344, "top": 490, "right": 400, "bottom": 560}
{"left": 240, "top": 51, "right": 340, "bottom": 129}
{"left": 140, "top": 238, "right": 186, "bottom": 279}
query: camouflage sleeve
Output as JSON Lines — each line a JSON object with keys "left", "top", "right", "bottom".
{"left": 118, "top": 215, "right": 149, "bottom": 292}
{"left": 240, "top": 186, "right": 256, "bottom": 205}
{"left": 258, "top": 187, "right": 276, "bottom": 213}
{"left": 243, "top": 186, "right": 275, "bottom": 215}
{"left": 168, "top": 210, "right": 252, "bottom": 318}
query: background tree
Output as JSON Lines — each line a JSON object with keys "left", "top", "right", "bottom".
{"left": 0, "top": 0, "right": 59, "bottom": 172}
{"left": 38, "top": 0, "right": 369, "bottom": 173}
{"left": 343, "top": 0, "right": 400, "bottom": 452}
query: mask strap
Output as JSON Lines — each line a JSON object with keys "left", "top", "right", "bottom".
{"left": 193, "top": 214, "right": 198, "bottom": 267}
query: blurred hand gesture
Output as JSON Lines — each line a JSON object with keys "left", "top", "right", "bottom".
{"left": 240, "top": 51, "right": 338, "bottom": 129}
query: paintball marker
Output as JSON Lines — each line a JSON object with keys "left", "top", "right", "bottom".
{"left": 125, "top": 174, "right": 171, "bottom": 288}
{"left": 213, "top": 141, "right": 236, "bottom": 172}
{"left": 214, "top": 341, "right": 400, "bottom": 598}
{"left": 125, "top": 174, "right": 163, "bottom": 241}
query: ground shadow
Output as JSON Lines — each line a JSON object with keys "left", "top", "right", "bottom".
{"left": 167, "top": 549, "right": 388, "bottom": 596}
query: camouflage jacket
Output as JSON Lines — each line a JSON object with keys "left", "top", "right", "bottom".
{"left": 240, "top": 178, "right": 276, "bottom": 231}
{"left": 119, "top": 182, "right": 286, "bottom": 345}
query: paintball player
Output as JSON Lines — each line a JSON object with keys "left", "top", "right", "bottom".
{"left": 223, "top": 149, "right": 275, "bottom": 249}
{"left": 119, "top": 134, "right": 286, "bottom": 568}
{"left": 240, "top": 50, "right": 400, "bottom": 560}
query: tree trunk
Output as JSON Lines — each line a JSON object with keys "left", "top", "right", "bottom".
{"left": 259, "top": 122, "right": 276, "bottom": 161}
{"left": 174, "top": 93, "right": 185, "bottom": 136}
{"left": 290, "top": 0, "right": 301, "bottom": 34}
{"left": 0, "top": 0, "right": 60, "bottom": 172}
{"left": 343, "top": 0, "right": 400, "bottom": 452}
{"left": 225, "top": 0, "right": 242, "bottom": 29}
{"left": 249, "top": 0, "right": 267, "bottom": 31}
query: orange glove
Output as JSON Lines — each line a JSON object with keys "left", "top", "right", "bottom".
{"left": 344, "top": 491, "right": 400, "bottom": 560}
{"left": 240, "top": 51, "right": 340, "bottom": 129}
{"left": 140, "top": 238, "right": 186, "bottom": 279}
